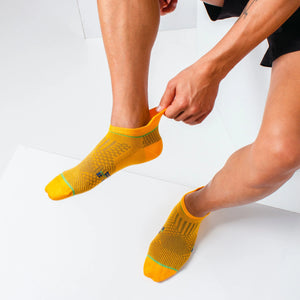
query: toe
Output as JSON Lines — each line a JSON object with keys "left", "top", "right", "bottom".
{"left": 45, "top": 174, "right": 74, "bottom": 200}
{"left": 143, "top": 255, "right": 177, "bottom": 282}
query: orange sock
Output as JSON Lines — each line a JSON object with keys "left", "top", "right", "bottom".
{"left": 144, "top": 186, "right": 210, "bottom": 282}
{"left": 45, "top": 107, "right": 166, "bottom": 200}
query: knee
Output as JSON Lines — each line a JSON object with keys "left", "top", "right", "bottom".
{"left": 249, "top": 136, "right": 300, "bottom": 186}
{"left": 267, "top": 137, "right": 300, "bottom": 169}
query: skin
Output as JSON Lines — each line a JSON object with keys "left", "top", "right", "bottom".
{"left": 159, "top": 0, "right": 300, "bottom": 124}
{"left": 97, "top": 0, "right": 161, "bottom": 128}
{"left": 96, "top": 0, "right": 300, "bottom": 216}
{"left": 185, "top": 51, "right": 300, "bottom": 217}
{"left": 159, "top": 0, "right": 178, "bottom": 15}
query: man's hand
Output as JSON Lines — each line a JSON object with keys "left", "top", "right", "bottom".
{"left": 158, "top": 59, "right": 221, "bottom": 125}
{"left": 159, "top": 0, "right": 177, "bottom": 16}
{"left": 157, "top": 0, "right": 300, "bottom": 126}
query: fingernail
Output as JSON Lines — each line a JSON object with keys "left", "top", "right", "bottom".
{"left": 156, "top": 105, "right": 162, "bottom": 112}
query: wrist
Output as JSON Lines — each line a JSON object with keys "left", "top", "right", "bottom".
{"left": 194, "top": 53, "right": 230, "bottom": 82}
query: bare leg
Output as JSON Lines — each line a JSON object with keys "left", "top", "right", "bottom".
{"left": 97, "top": 0, "right": 160, "bottom": 128}
{"left": 185, "top": 51, "right": 300, "bottom": 217}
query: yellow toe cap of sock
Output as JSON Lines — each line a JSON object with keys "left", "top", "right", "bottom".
{"left": 144, "top": 255, "right": 177, "bottom": 282}
{"left": 45, "top": 174, "right": 74, "bottom": 200}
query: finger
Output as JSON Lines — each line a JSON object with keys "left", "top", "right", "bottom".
{"left": 176, "top": 107, "right": 201, "bottom": 122}
{"left": 160, "top": 10, "right": 168, "bottom": 16}
{"left": 174, "top": 110, "right": 193, "bottom": 122}
{"left": 162, "top": 2, "right": 177, "bottom": 13}
{"left": 167, "top": 0, "right": 178, "bottom": 9}
{"left": 162, "top": 7, "right": 175, "bottom": 14}
{"left": 159, "top": 0, "right": 168, "bottom": 7}
{"left": 167, "top": 0, "right": 177, "bottom": 5}
{"left": 174, "top": 111, "right": 185, "bottom": 119}
{"left": 182, "top": 114, "right": 197, "bottom": 123}
{"left": 164, "top": 99, "right": 187, "bottom": 119}
{"left": 187, "top": 114, "right": 206, "bottom": 125}
{"left": 158, "top": 83, "right": 176, "bottom": 111}
{"left": 196, "top": 115, "right": 207, "bottom": 123}
{"left": 182, "top": 112, "right": 203, "bottom": 124}
{"left": 159, "top": 0, "right": 168, "bottom": 15}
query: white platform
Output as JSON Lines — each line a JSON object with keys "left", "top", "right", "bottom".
{"left": 0, "top": 146, "right": 299, "bottom": 300}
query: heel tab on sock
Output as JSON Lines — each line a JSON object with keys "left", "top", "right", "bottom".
{"left": 148, "top": 106, "right": 166, "bottom": 128}
{"left": 109, "top": 107, "right": 166, "bottom": 137}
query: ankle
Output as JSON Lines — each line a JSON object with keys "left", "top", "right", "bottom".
{"left": 184, "top": 189, "right": 210, "bottom": 218}
{"left": 111, "top": 108, "right": 151, "bottom": 128}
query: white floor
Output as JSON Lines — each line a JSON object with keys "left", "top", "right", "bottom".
{"left": 0, "top": 145, "right": 299, "bottom": 300}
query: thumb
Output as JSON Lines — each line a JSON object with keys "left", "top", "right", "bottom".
{"left": 157, "top": 83, "right": 176, "bottom": 112}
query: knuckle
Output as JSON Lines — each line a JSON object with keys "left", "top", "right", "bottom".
{"left": 177, "top": 103, "right": 186, "bottom": 110}
{"left": 190, "top": 106, "right": 199, "bottom": 114}
{"left": 178, "top": 98, "right": 188, "bottom": 109}
{"left": 164, "top": 110, "right": 173, "bottom": 119}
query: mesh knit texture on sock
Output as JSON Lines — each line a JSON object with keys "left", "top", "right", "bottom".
{"left": 144, "top": 186, "right": 209, "bottom": 282}
{"left": 45, "top": 107, "right": 165, "bottom": 200}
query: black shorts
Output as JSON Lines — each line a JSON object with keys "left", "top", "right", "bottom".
{"left": 203, "top": 0, "right": 300, "bottom": 67}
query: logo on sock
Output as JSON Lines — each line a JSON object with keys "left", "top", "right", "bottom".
{"left": 96, "top": 171, "right": 110, "bottom": 178}
{"left": 159, "top": 226, "right": 165, "bottom": 233}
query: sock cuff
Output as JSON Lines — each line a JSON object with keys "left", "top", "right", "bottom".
{"left": 108, "top": 107, "right": 166, "bottom": 137}
{"left": 179, "top": 186, "right": 210, "bottom": 221}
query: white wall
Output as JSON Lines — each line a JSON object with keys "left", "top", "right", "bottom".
{"left": 76, "top": 0, "right": 198, "bottom": 39}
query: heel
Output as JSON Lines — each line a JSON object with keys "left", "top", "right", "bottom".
{"left": 143, "top": 139, "right": 163, "bottom": 162}
{"left": 128, "top": 138, "right": 163, "bottom": 166}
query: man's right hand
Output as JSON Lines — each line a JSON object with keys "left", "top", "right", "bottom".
{"left": 159, "top": 0, "right": 178, "bottom": 15}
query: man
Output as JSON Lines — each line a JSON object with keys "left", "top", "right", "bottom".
{"left": 45, "top": 0, "right": 300, "bottom": 282}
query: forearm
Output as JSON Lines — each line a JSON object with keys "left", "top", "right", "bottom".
{"left": 200, "top": 0, "right": 300, "bottom": 78}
